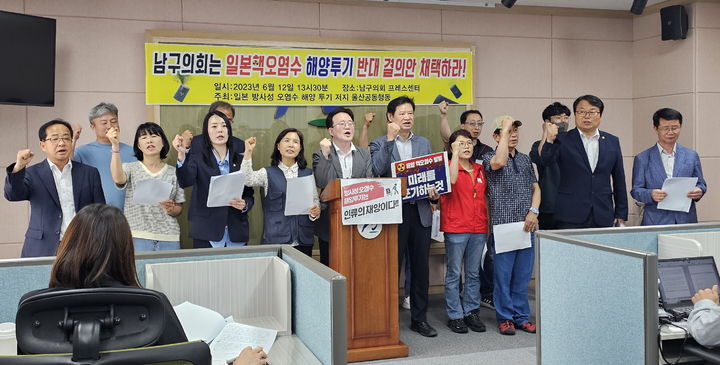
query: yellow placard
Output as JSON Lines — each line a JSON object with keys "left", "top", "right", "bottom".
{"left": 145, "top": 43, "right": 473, "bottom": 106}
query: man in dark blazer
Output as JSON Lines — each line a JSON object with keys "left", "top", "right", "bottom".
{"left": 370, "top": 96, "right": 439, "bottom": 337}
{"left": 5, "top": 120, "right": 105, "bottom": 257}
{"left": 313, "top": 107, "right": 374, "bottom": 266}
{"left": 631, "top": 108, "right": 706, "bottom": 225}
{"left": 540, "top": 95, "right": 628, "bottom": 228}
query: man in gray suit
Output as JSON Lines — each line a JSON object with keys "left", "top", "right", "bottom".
{"left": 313, "top": 107, "right": 374, "bottom": 266}
{"left": 370, "top": 96, "right": 439, "bottom": 337}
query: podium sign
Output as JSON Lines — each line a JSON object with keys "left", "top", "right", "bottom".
{"left": 340, "top": 179, "right": 402, "bottom": 225}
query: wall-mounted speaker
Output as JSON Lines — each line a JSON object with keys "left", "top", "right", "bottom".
{"left": 501, "top": 0, "right": 517, "bottom": 9}
{"left": 660, "top": 5, "right": 688, "bottom": 41}
{"left": 631, "top": 0, "right": 648, "bottom": 15}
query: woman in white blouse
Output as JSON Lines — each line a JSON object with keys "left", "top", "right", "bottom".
{"left": 242, "top": 128, "right": 320, "bottom": 257}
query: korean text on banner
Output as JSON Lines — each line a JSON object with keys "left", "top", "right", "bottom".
{"left": 340, "top": 179, "right": 402, "bottom": 225}
{"left": 391, "top": 151, "right": 451, "bottom": 202}
{"left": 145, "top": 43, "right": 473, "bottom": 106}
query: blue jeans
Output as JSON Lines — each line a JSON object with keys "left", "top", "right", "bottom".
{"left": 133, "top": 238, "right": 181, "bottom": 252}
{"left": 494, "top": 234, "right": 535, "bottom": 324}
{"left": 444, "top": 232, "right": 487, "bottom": 320}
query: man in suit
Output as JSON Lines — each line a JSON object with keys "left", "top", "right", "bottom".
{"left": 540, "top": 94, "right": 628, "bottom": 228}
{"left": 370, "top": 96, "right": 439, "bottom": 337}
{"left": 5, "top": 120, "right": 105, "bottom": 257}
{"left": 631, "top": 108, "right": 706, "bottom": 225}
{"left": 313, "top": 107, "right": 374, "bottom": 266}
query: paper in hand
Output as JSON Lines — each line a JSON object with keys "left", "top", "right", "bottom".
{"left": 207, "top": 171, "right": 247, "bottom": 207}
{"left": 657, "top": 177, "right": 698, "bottom": 213}
{"left": 132, "top": 179, "right": 173, "bottom": 205}
{"left": 493, "top": 221, "right": 532, "bottom": 254}
{"left": 284, "top": 175, "right": 315, "bottom": 215}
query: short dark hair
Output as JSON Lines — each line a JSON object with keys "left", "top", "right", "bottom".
{"left": 271, "top": 128, "right": 307, "bottom": 170}
{"left": 652, "top": 108, "right": 683, "bottom": 127}
{"left": 201, "top": 111, "right": 236, "bottom": 167}
{"left": 460, "top": 110, "right": 483, "bottom": 124}
{"left": 209, "top": 101, "right": 235, "bottom": 119}
{"left": 573, "top": 95, "right": 604, "bottom": 116}
{"left": 326, "top": 107, "right": 355, "bottom": 128}
{"left": 542, "top": 102, "right": 571, "bottom": 121}
{"left": 447, "top": 129, "right": 473, "bottom": 160}
{"left": 38, "top": 119, "right": 73, "bottom": 141}
{"left": 386, "top": 95, "right": 415, "bottom": 117}
{"left": 133, "top": 122, "right": 170, "bottom": 161}
{"left": 50, "top": 204, "right": 140, "bottom": 288}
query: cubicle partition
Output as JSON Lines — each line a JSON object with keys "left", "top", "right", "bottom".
{"left": 0, "top": 245, "right": 346, "bottom": 365}
{"left": 536, "top": 223, "right": 720, "bottom": 365}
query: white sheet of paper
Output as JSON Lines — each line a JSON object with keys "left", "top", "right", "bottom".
{"left": 132, "top": 179, "right": 172, "bottom": 206}
{"left": 209, "top": 322, "right": 278, "bottom": 365}
{"left": 284, "top": 175, "right": 315, "bottom": 216}
{"left": 493, "top": 221, "right": 532, "bottom": 254}
{"left": 207, "top": 170, "right": 247, "bottom": 208}
{"left": 657, "top": 177, "right": 698, "bottom": 213}
{"left": 173, "top": 301, "right": 226, "bottom": 343}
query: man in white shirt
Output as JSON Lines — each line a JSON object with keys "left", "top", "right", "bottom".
{"left": 630, "top": 108, "right": 706, "bottom": 225}
{"left": 312, "top": 107, "right": 374, "bottom": 266}
{"left": 5, "top": 120, "right": 105, "bottom": 257}
{"left": 688, "top": 284, "right": 720, "bottom": 347}
{"left": 540, "top": 95, "right": 628, "bottom": 228}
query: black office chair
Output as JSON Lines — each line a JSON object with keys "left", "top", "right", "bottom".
{"left": 0, "top": 340, "right": 211, "bottom": 365}
{"left": 14, "top": 287, "right": 208, "bottom": 364}
{"left": 684, "top": 340, "right": 720, "bottom": 364}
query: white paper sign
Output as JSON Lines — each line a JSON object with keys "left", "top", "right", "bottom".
{"left": 493, "top": 221, "right": 532, "bottom": 254}
{"left": 132, "top": 179, "right": 172, "bottom": 205}
{"left": 341, "top": 179, "right": 403, "bottom": 225}
{"left": 657, "top": 177, "right": 698, "bottom": 213}
{"left": 207, "top": 171, "right": 246, "bottom": 207}
{"left": 284, "top": 175, "right": 315, "bottom": 215}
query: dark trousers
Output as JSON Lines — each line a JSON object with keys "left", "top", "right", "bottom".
{"left": 538, "top": 213, "right": 560, "bottom": 230}
{"left": 318, "top": 239, "right": 330, "bottom": 266}
{"left": 480, "top": 235, "right": 495, "bottom": 300}
{"left": 557, "top": 209, "right": 598, "bottom": 229}
{"left": 193, "top": 239, "right": 212, "bottom": 248}
{"left": 293, "top": 244, "right": 314, "bottom": 257}
{"left": 398, "top": 204, "right": 431, "bottom": 323}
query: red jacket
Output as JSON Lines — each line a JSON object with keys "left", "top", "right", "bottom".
{"left": 440, "top": 162, "right": 488, "bottom": 233}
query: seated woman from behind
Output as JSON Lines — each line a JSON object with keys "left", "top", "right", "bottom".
{"left": 18, "top": 203, "right": 267, "bottom": 365}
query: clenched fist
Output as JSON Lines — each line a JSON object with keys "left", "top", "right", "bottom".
{"left": 13, "top": 149, "right": 34, "bottom": 172}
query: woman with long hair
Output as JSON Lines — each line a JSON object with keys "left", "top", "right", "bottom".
{"left": 173, "top": 111, "right": 254, "bottom": 248}
{"left": 109, "top": 122, "right": 184, "bottom": 251}
{"left": 241, "top": 128, "right": 320, "bottom": 256}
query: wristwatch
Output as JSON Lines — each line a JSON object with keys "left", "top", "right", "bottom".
{"left": 529, "top": 207, "right": 539, "bottom": 214}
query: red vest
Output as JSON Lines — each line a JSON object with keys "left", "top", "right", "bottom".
{"left": 439, "top": 162, "right": 488, "bottom": 233}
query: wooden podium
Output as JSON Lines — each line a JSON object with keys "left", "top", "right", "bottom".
{"left": 321, "top": 179, "right": 409, "bottom": 362}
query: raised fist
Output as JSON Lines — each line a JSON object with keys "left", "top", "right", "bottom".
{"left": 319, "top": 138, "right": 332, "bottom": 158}
{"left": 181, "top": 129, "right": 193, "bottom": 149}
{"left": 106, "top": 126, "right": 120, "bottom": 147}
{"left": 14, "top": 149, "right": 34, "bottom": 172}
{"left": 245, "top": 136, "right": 257, "bottom": 154}
{"left": 438, "top": 100, "right": 449, "bottom": 115}
{"left": 172, "top": 134, "right": 186, "bottom": 161}
{"left": 386, "top": 122, "right": 401, "bottom": 141}
{"left": 545, "top": 121, "right": 559, "bottom": 141}
{"left": 364, "top": 112, "right": 375, "bottom": 127}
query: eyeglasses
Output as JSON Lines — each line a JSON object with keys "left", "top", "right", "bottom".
{"left": 658, "top": 126, "right": 681, "bottom": 133}
{"left": 44, "top": 136, "right": 72, "bottom": 144}
{"left": 466, "top": 122, "right": 485, "bottom": 128}
{"left": 575, "top": 110, "right": 600, "bottom": 117}
{"left": 334, "top": 121, "right": 355, "bottom": 128}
